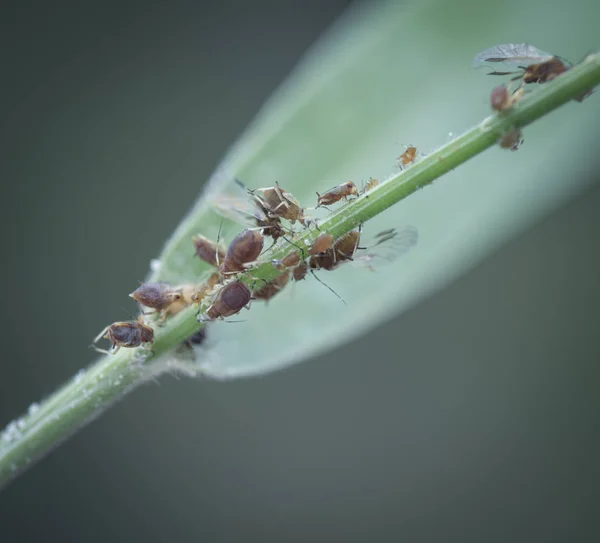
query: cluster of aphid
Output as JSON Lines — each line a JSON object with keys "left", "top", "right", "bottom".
{"left": 93, "top": 179, "right": 409, "bottom": 355}
{"left": 474, "top": 43, "right": 595, "bottom": 151}
{"left": 95, "top": 44, "right": 593, "bottom": 355}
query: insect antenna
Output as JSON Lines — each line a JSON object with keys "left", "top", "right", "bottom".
{"left": 285, "top": 235, "right": 309, "bottom": 256}
{"left": 215, "top": 219, "right": 225, "bottom": 266}
{"left": 309, "top": 270, "right": 346, "bottom": 305}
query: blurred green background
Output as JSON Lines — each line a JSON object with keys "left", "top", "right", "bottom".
{"left": 1, "top": 1, "right": 599, "bottom": 542}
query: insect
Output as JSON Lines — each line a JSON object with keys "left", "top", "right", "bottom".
{"left": 309, "top": 230, "right": 361, "bottom": 271}
{"left": 310, "top": 226, "right": 419, "bottom": 272}
{"left": 254, "top": 213, "right": 286, "bottom": 241}
{"left": 316, "top": 182, "right": 358, "bottom": 207}
{"left": 360, "top": 178, "right": 380, "bottom": 194}
{"left": 279, "top": 250, "right": 301, "bottom": 269}
{"left": 183, "top": 327, "right": 207, "bottom": 348}
{"left": 219, "top": 229, "right": 264, "bottom": 276}
{"left": 92, "top": 316, "right": 154, "bottom": 355}
{"left": 209, "top": 181, "right": 289, "bottom": 242}
{"left": 292, "top": 262, "right": 308, "bottom": 282}
{"left": 272, "top": 249, "right": 306, "bottom": 281}
{"left": 178, "top": 327, "right": 209, "bottom": 360}
{"left": 252, "top": 271, "right": 291, "bottom": 301}
{"left": 192, "top": 234, "right": 225, "bottom": 267}
{"left": 272, "top": 233, "right": 333, "bottom": 279}
{"left": 166, "top": 273, "right": 221, "bottom": 316}
{"left": 250, "top": 183, "right": 307, "bottom": 225}
{"left": 129, "top": 282, "right": 182, "bottom": 321}
{"left": 499, "top": 128, "right": 524, "bottom": 151}
{"left": 489, "top": 84, "right": 525, "bottom": 112}
{"left": 398, "top": 146, "right": 418, "bottom": 168}
{"left": 199, "top": 280, "right": 252, "bottom": 321}
{"left": 308, "top": 233, "right": 335, "bottom": 255}
{"left": 474, "top": 43, "right": 569, "bottom": 84}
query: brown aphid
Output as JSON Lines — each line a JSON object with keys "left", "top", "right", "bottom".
{"left": 574, "top": 88, "right": 594, "bottom": 103}
{"left": 193, "top": 234, "right": 225, "bottom": 267}
{"left": 316, "top": 182, "right": 358, "bottom": 207}
{"left": 490, "top": 84, "right": 510, "bottom": 111}
{"left": 474, "top": 44, "right": 569, "bottom": 85}
{"left": 93, "top": 316, "right": 154, "bottom": 355}
{"left": 272, "top": 249, "right": 309, "bottom": 282}
{"left": 521, "top": 57, "right": 568, "bottom": 84}
{"left": 281, "top": 250, "right": 301, "bottom": 268}
{"left": 219, "top": 229, "right": 264, "bottom": 275}
{"left": 201, "top": 280, "right": 252, "bottom": 321}
{"left": 498, "top": 128, "right": 524, "bottom": 151}
{"left": 332, "top": 230, "right": 361, "bottom": 262}
{"left": 253, "top": 272, "right": 290, "bottom": 301}
{"left": 309, "top": 230, "right": 360, "bottom": 271}
{"left": 490, "top": 85, "right": 525, "bottom": 112}
{"left": 251, "top": 184, "right": 306, "bottom": 225}
{"left": 272, "top": 250, "right": 301, "bottom": 271}
{"left": 308, "top": 233, "right": 335, "bottom": 255}
{"left": 398, "top": 146, "right": 417, "bottom": 167}
{"left": 361, "top": 177, "right": 380, "bottom": 194}
{"left": 255, "top": 214, "right": 285, "bottom": 241}
{"left": 292, "top": 262, "right": 308, "bottom": 281}
{"left": 183, "top": 327, "right": 207, "bottom": 348}
{"left": 130, "top": 282, "right": 182, "bottom": 320}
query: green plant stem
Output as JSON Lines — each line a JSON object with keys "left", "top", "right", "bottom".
{"left": 1, "top": 52, "right": 598, "bottom": 490}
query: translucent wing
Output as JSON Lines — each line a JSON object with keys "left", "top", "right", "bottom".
{"left": 207, "top": 181, "right": 267, "bottom": 227}
{"left": 473, "top": 43, "right": 554, "bottom": 67}
{"left": 352, "top": 225, "right": 419, "bottom": 269}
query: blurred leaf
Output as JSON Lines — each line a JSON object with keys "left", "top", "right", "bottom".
{"left": 150, "top": 0, "right": 600, "bottom": 378}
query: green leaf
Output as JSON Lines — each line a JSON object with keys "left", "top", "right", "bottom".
{"left": 147, "top": 0, "right": 600, "bottom": 379}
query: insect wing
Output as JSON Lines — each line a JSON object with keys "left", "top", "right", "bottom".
{"left": 208, "top": 191, "right": 268, "bottom": 227}
{"left": 473, "top": 43, "right": 554, "bottom": 67}
{"left": 352, "top": 225, "right": 419, "bottom": 269}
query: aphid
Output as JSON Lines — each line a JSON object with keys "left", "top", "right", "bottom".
{"left": 520, "top": 57, "right": 568, "bottom": 84}
{"left": 254, "top": 213, "right": 286, "bottom": 241}
{"left": 361, "top": 177, "right": 380, "bottom": 194}
{"left": 253, "top": 272, "right": 290, "bottom": 301}
{"left": 490, "top": 84, "right": 510, "bottom": 111}
{"left": 250, "top": 183, "right": 306, "bottom": 225}
{"left": 199, "top": 280, "right": 252, "bottom": 321}
{"left": 309, "top": 230, "right": 361, "bottom": 271}
{"left": 168, "top": 273, "right": 221, "bottom": 315}
{"left": 490, "top": 85, "right": 525, "bottom": 112}
{"left": 193, "top": 234, "right": 225, "bottom": 267}
{"left": 474, "top": 43, "right": 569, "bottom": 84}
{"left": 308, "top": 233, "right": 335, "bottom": 255}
{"left": 574, "top": 88, "right": 594, "bottom": 103}
{"left": 272, "top": 250, "right": 300, "bottom": 270}
{"left": 219, "top": 229, "right": 264, "bottom": 275}
{"left": 272, "top": 234, "right": 334, "bottom": 280}
{"left": 183, "top": 327, "right": 207, "bottom": 348}
{"left": 398, "top": 146, "right": 417, "bottom": 168}
{"left": 316, "top": 182, "right": 358, "bottom": 207}
{"left": 93, "top": 316, "right": 154, "bottom": 355}
{"left": 129, "top": 282, "right": 182, "bottom": 320}
{"left": 292, "top": 262, "right": 308, "bottom": 282}
{"left": 281, "top": 250, "right": 301, "bottom": 268}
{"left": 309, "top": 226, "right": 419, "bottom": 272}
{"left": 499, "top": 128, "right": 524, "bottom": 151}
{"left": 209, "top": 180, "right": 303, "bottom": 245}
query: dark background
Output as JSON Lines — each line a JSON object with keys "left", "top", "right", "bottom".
{"left": 1, "top": 1, "right": 599, "bottom": 542}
